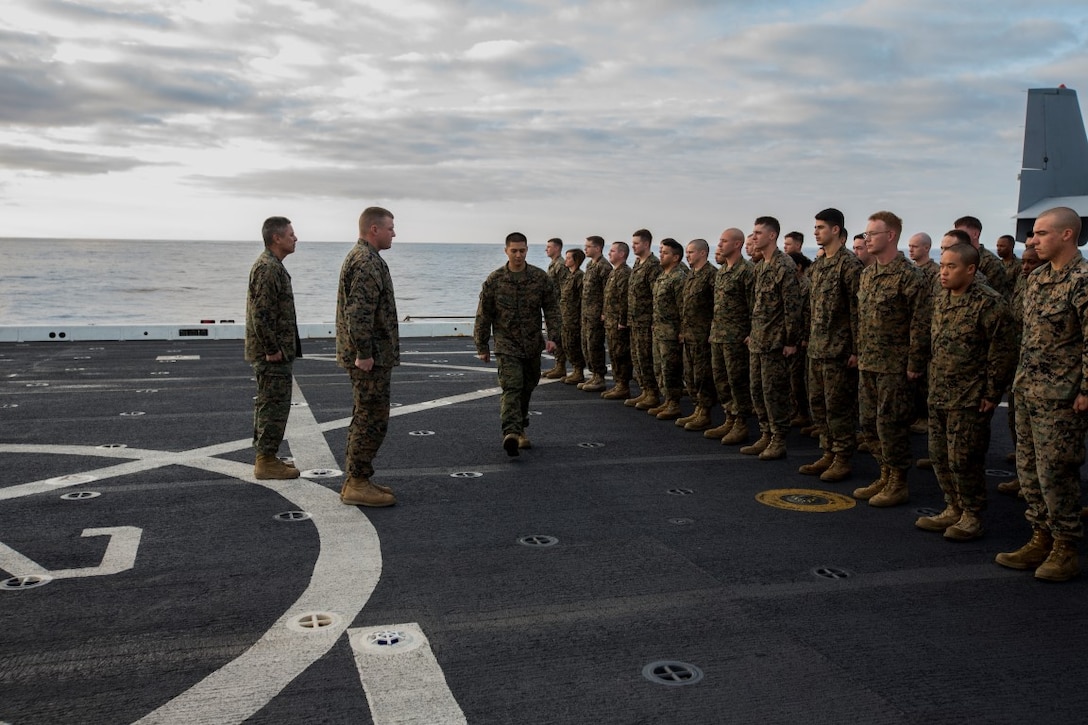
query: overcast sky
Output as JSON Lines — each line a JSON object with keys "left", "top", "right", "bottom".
{"left": 2, "top": 0, "right": 1086, "bottom": 247}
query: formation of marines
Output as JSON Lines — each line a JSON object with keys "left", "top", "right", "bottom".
{"left": 530, "top": 207, "right": 1088, "bottom": 583}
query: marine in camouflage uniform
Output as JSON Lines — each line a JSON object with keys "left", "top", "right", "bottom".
{"left": 918, "top": 245, "right": 1015, "bottom": 540}
{"left": 580, "top": 237, "right": 612, "bottom": 389}
{"left": 245, "top": 217, "right": 303, "bottom": 480}
{"left": 801, "top": 211, "right": 862, "bottom": 481}
{"left": 543, "top": 239, "right": 570, "bottom": 378}
{"left": 559, "top": 250, "right": 586, "bottom": 382}
{"left": 789, "top": 265, "right": 812, "bottom": 425}
{"left": 602, "top": 243, "right": 632, "bottom": 398}
{"left": 649, "top": 240, "right": 688, "bottom": 418}
{"left": 337, "top": 208, "right": 401, "bottom": 506}
{"left": 997, "top": 208, "right": 1088, "bottom": 581}
{"left": 676, "top": 239, "right": 717, "bottom": 429}
{"left": 708, "top": 228, "right": 755, "bottom": 444}
{"left": 854, "top": 212, "right": 931, "bottom": 507}
{"left": 627, "top": 242, "right": 662, "bottom": 407}
{"left": 474, "top": 233, "right": 561, "bottom": 455}
{"left": 746, "top": 218, "right": 804, "bottom": 459}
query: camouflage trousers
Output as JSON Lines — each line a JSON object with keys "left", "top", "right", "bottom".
{"left": 789, "top": 349, "right": 809, "bottom": 419}
{"left": 497, "top": 354, "right": 540, "bottom": 436}
{"left": 653, "top": 337, "right": 684, "bottom": 401}
{"left": 630, "top": 324, "right": 657, "bottom": 393}
{"left": 682, "top": 338, "right": 717, "bottom": 408}
{"left": 711, "top": 341, "right": 752, "bottom": 417}
{"left": 807, "top": 357, "right": 858, "bottom": 455}
{"left": 252, "top": 360, "right": 293, "bottom": 455}
{"left": 928, "top": 407, "right": 991, "bottom": 512}
{"left": 581, "top": 318, "right": 607, "bottom": 376}
{"left": 859, "top": 370, "right": 912, "bottom": 470}
{"left": 606, "top": 326, "right": 632, "bottom": 384}
{"left": 1015, "top": 395, "right": 1088, "bottom": 541}
{"left": 1006, "top": 391, "right": 1016, "bottom": 445}
{"left": 346, "top": 365, "right": 392, "bottom": 479}
{"left": 562, "top": 323, "right": 585, "bottom": 369}
{"left": 750, "top": 350, "right": 791, "bottom": 436}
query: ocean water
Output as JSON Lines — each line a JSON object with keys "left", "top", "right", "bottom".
{"left": 0, "top": 239, "right": 554, "bottom": 325}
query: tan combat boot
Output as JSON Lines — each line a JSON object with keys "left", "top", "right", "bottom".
{"left": 820, "top": 455, "right": 852, "bottom": 482}
{"left": 581, "top": 373, "right": 606, "bottom": 392}
{"left": 944, "top": 510, "right": 984, "bottom": 541}
{"left": 675, "top": 407, "right": 698, "bottom": 427}
{"left": 563, "top": 369, "right": 585, "bottom": 385}
{"left": 704, "top": 413, "right": 735, "bottom": 439}
{"left": 601, "top": 383, "right": 630, "bottom": 400}
{"left": 646, "top": 399, "right": 668, "bottom": 416}
{"left": 758, "top": 434, "right": 787, "bottom": 460}
{"left": 624, "top": 390, "right": 648, "bottom": 408}
{"left": 995, "top": 528, "right": 1054, "bottom": 570}
{"left": 721, "top": 419, "right": 749, "bottom": 445}
{"left": 798, "top": 452, "right": 835, "bottom": 476}
{"left": 916, "top": 458, "right": 933, "bottom": 470}
{"left": 740, "top": 432, "right": 771, "bottom": 455}
{"left": 853, "top": 466, "right": 889, "bottom": 500}
{"left": 503, "top": 433, "right": 520, "bottom": 457}
{"left": 1034, "top": 540, "right": 1080, "bottom": 582}
{"left": 254, "top": 453, "right": 301, "bottom": 480}
{"left": 655, "top": 399, "right": 682, "bottom": 420}
{"left": 636, "top": 391, "right": 661, "bottom": 411}
{"left": 340, "top": 476, "right": 396, "bottom": 507}
{"left": 683, "top": 406, "right": 712, "bottom": 431}
{"left": 996, "top": 479, "right": 1021, "bottom": 495}
{"left": 869, "top": 467, "right": 909, "bottom": 507}
{"left": 541, "top": 362, "right": 563, "bottom": 379}
{"left": 518, "top": 432, "right": 532, "bottom": 449}
{"left": 915, "top": 505, "right": 962, "bottom": 532}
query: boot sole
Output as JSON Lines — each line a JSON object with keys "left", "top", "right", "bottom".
{"left": 503, "top": 436, "right": 520, "bottom": 457}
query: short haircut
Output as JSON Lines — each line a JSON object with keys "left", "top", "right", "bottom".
{"left": 687, "top": 238, "right": 709, "bottom": 254}
{"left": 954, "top": 215, "right": 983, "bottom": 233}
{"left": 566, "top": 248, "right": 585, "bottom": 266}
{"left": 943, "top": 229, "right": 972, "bottom": 245}
{"left": 785, "top": 231, "right": 804, "bottom": 243}
{"left": 754, "top": 216, "right": 781, "bottom": 235}
{"left": 633, "top": 229, "right": 652, "bottom": 244}
{"left": 788, "top": 251, "right": 812, "bottom": 272}
{"left": 262, "top": 216, "right": 291, "bottom": 247}
{"left": 505, "top": 231, "right": 528, "bottom": 246}
{"left": 815, "top": 208, "right": 845, "bottom": 231}
{"left": 612, "top": 241, "right": 630, "bottom": 258}
{"left": 359, "top": 206, "right": 393, "bottom": 234}
{"left": 585, "top": 235, "right": 605, "bottom": 249}
{"left": 546, "top": 237, "right": 563, "bottom": 249}
{"left": 997, "top": 234, "right": 1015, "bottom": 244}
{"left": 944, "top": 242, "right": 979, "bottom": 268}
{"left": 661, "top": 238, "right": 683, "bottom": 255}
{"left": 853, "top": 233, "right": 865, "bottom": 241}
{"left": 1039, "top": 206, "right": 1083, "bottom": 240}
{"left": 869, "top": 210, "right": 903, "bottom": 236}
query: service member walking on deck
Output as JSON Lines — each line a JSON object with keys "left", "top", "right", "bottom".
{"left": 997, "top": 207, "right": 1088, "bottom": 581}
{"left": 474, "top": 232, "right": 562, "bottom": 457}
{"left": 336, "top": 207, "right": 400, "bottom": 507}
{"left": 245, "top": 216, "right": 303, "bottom": 480}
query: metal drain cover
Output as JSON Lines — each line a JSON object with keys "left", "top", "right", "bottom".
{"left": 812, "top": 566, "right": 852, "bottom": 580}
{"left": 1, "top": 575, "right": 53, "bottom": 591}
{"left": 60, "top": 491, "right": 100, "bottom": 500}
{"left": 408, "top": 430, "right": 436, "bottom": 436}
{"left": 642, "top": 661, "right": 704, "bottom": 686}
{"left": 668, "top": 518, "right": 695, "bottom": 525}
{"left": 301, "top": 468, "right": 342, "bottom": 478}
{"left": 119, "top": 411, "right": 145, "bottom": 417}
{"left": 668, "top": 488, "right": 695, "bottom": 495}
{"left": 578, "top": 442, "right": 604, "bottom": 448}
{"left": 756, "top": 488, "right": 856, "bottom": 512}
{"left": 95, "top": 443, "right": 127, "bottom": 449}
{"left": 273, "top": 511, "right": 313, "bottom": 522}
{"left": 351, "top": 626, "right": 424, "bottom": 654}
{"left": 518, "top": 535, "right": 559, "bottom": 548}
{"left": 287, "top": 611, "right": 341, "bottom": 632}
{"left": 450, "top": 471, "right": 483, "bottom": 478}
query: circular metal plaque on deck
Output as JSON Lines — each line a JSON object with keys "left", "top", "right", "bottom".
{"left": 756, "top": 488, "right": 856, "bottom": 513}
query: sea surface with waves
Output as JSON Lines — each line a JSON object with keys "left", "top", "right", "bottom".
{"left": 1, "top": 239, "right": 557, "bottom": 325}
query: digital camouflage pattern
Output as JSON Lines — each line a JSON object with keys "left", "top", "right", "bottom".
{"left": 857, "top": 251, "right": 930, "bottom": 375}
{"left": 978, "top": 246, "right": 1013, "bottom": 298}
{"left": 929, "top": 408, "right": 991, "bottom": 513}
{"left": 560, "top": 268, "right": 585, "bottom": 368}
{"left": 547, "top": 256, "right": 570, "bottom": 362}
{"left": 346, "top": 366, "right": 392, "bottom": 478}
{"left": 750, "top": 351, "right": 792, "bottom": 435}
{"left": 581, "top": 256, "right": 612, "bottom": 375}
{"left": 1002, "top": 254, "right": 1021, "bottom": 282}
{"left": 629, "top": 255, "right": 662, "bottom": 393}
{"left": 604, "top": 262, "right": 632, "bottom": 384}
{"left": 915, "top": 258, "right": 939, "bottom": 288}
{"left": 1016, "top": 396, "right": 1087, "bottom": 540}
{"left": 680, "top": 262, "right": 717, "bottom": 407}
{"left": 474, "top": 263, "right": 561, "bottom": 358}
{"left": 336, "top": 241, "right": 401, "bottom": 369}
{"left": 748, "top": 248, "right": 803, "bottom": 353}
{"left": 710, "top": 259, "right": 755, "bottom": 417}
{"left": 652, "top": 265, "right": 688, "bottom": 400}
{"left": 497, "top": 355, "right": 540, "bottom": 434}
{"left": 789, "top": 274, "right": 810, "bottom": 420}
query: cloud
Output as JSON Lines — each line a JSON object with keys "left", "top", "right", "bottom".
{"left": 0, "top": 144, "right": 149, "bottom": 174}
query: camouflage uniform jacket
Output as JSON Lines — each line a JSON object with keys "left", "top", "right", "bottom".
{"left": 627, "top": 254, "right": 662, "bottom": 327}
{"left": 245, "top": 248, "right": 302, "bottom": 363}
{"left": 680, "top": 262, "right": 717, "bottom": 342}
{"left": 857, "top": 251, "right": 931, "bottom": 375}
{"left": 547, "top": 256, "right": 570, "bottom": 304}
{"left": 978, "top": 246, "right": 1013, "bottom": 298}
{"left": 1010, "top": 272, "right": 1028, "bottom": 333}
{"left": 797, "top": 274, "right": 811, "bottom": 346}
{"left": 916, "top": 258, "right": 939, "bottom": 287}
{"left": 709, "top": 258, "right": 755, "bottom": 345}
{"left": 1002, "top": 255, "right": 1021, "bottom": 282}
{"left": 604, "top": 263, "right": 631, "bottom": 329}
{"left": 474, "top": 263, "right": 561, "bottom": 358}
{"left": 581, "top": 256, "right": 612, "bottom": 322}
{"left": 749, "top": 248, "right": 804, "bottom": 354}
{"left": 807, "top": 247, "right": 862, "bottom": 360}
{"left": 336, "top": 240, "right": 400, "bottom": 369}
{"left": 928, "top": 279, "right": 1015, "bottom": 409}
{"left": 652, "top": 265, "right": 688, "bottom": 341}
{"left": 560, "top": 268, "right": 583, "bottom": 322}
{"left": 1013, "top": 254, "right": 1088, "bottom": 400}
